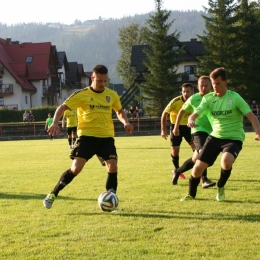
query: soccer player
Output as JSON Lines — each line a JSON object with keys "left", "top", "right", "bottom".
{"left": 172, "top": 76, "right": 216, "bottom": 188}
{"left": 62, "top": 108, "right": 77, "bottom": 149}
{"left": 161, "top": 83, "right": 195, "bottom": 180}
{"left": 45, "top": 113, "right": 54, "bottom": 140}
{"left": 181, "top": 67, "right": 260, "bottom": 201}
{"left": 43, "top": 65, "right": 134, "bottom": 209}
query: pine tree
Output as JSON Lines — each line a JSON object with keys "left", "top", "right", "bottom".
{"left": 197, "top": 0, "right": 238, "bottom": 77}
{"left": 117, "top": 23, "right": 147, "bottom": 89}
{"left": 230, "top": 0, "right": 260, "bottom": 101}
{"left": 139, "top": 0, "right": 181, "bottom": 116}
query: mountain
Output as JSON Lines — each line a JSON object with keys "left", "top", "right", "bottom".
{"left": 0, "top": 11, "right": 206, "bottom": 83}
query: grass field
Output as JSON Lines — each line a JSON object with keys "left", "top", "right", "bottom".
{"left": 0, "top": 133, "right": 260, "bottom": 259}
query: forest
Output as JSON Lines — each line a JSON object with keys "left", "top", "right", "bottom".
{"left": 0, "top": 10, "right": 206, "bottom": 83}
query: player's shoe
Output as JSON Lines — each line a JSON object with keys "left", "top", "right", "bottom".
{"left": 202, "top": 177, "right": 216, "bottom": 188}
{"left": 180, "top": 195, "right": 195, "bottom": 201}
{"left": 216, "top": 186, "right": 225, "bottom": 201}
{"left": 69, "top": 145, "right": 74, "bottom": 149}
{"left": 179, "top": 173, "right": 186, "bottom": 179}
{"left": 43, "top": 193, "right": 56, "bottom": 209}
{"left": 172, "top": 169, "right": 179, "bottom": 185}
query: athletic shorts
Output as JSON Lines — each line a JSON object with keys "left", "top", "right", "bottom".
{"left": 70, "top": 136, "right": 117, "bottom": 161}
{"left": 192, "top": 132, "right": 209, "bottom": 151}
{"left": 170, "top": 124, "right": 193, "bottom": 147}
{"left": 67, "top": 126, "right": 77, "bottom": 135}
{"left": 197, "top": 135, "right": 243, "bottom": 166}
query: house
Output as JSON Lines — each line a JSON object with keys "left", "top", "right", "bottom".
{"left": 130, "top": 38, "right": 205, "bottom": 84}
{"left": 0, "top": 38, "right": 90, "bottom": 110}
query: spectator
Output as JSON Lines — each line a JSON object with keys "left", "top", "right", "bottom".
{"left": 129, "top": 106, "right": 135, "bottom": 119}
{"left": 250, "top": 101, "right": 258, "bottom": 116}
{"left": 134, "top": 106, "right": 140, "bottom": 119}
{"left": 23, "top": 111, "right": 29, "bottom": 124}
{"left": 29, "top": 111, "right": 34, "bottom": 124}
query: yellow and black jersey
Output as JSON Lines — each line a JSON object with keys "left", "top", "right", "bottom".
{"left": 64, "top": 86, "right": 122, "bottom": 138}
{"left": 63, "top": 109, "right": 77, "bottom": 127}
{"left": 164, "top": 95, "right": 192, "bottom": 125}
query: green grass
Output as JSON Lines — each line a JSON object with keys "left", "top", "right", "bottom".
{"left": 0, "top": 133, "right": 260, "bottom": 259}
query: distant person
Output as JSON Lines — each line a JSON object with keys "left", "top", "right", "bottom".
{"left": 62, "top": 108, "right": 78, "bottom": 149}
{"left": 134, "top": 106, "right": 140, "bottom": 119}
{"left": 23, "top": 111, "right": 29, "bottom": 124}
{"left": 129, "top": 106, "right": 135, "bottom": 119}
{"left": 45, "top": 113, "right": 54, "bottom": 140}
{"left": 181, "top": 67, "right": 260, "bottom": 202}
{"left": 250, "top": 100, "right": 258, "bottom": 116}
{"left": 29, "top": 111, "right": 34, "bottom": 124}
{"left": 43, "top": 65, "right": 134, "bottom": 209}
{"left": 161, "top": 83, "right": 195, "bottom": 180}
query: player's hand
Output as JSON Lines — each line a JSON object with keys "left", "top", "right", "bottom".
{"left": 255, "top": 134, "right": 260, "bottom": 141}
{"left": 124, "top": 123, "right": 134, "bottom": 134}
{"left": 187, "top": 120, "right": 198, "bottom": 128}
{"left": 47, "top": 123, "right": 60, "bottom": 136}
{"left": 161, "top": 130, "right": 167, "bottom": 140}
{"left": 172, "top": 128, "right": 179, "bottom": 136}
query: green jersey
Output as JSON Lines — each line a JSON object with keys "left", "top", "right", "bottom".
{"left": 195, "top": 90, "right": 251, "bottom": 141}
{"left": 46, "top": 117, "right": 53, "bottom": 129}
{"left": 182, "top": 93, "right": 212, "bottom": 134}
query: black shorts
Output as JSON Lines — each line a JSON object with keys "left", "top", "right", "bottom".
{"left": 70, "top": 136, "right": 117, "bottom": 161}
{"left": 192, "top": 132, "right": 209, "bottom": 151}
{"left": 67, "top": 126, "right": 77, "bottom": 135}
{"left": 170, "top": 124, "right": 193, "bottom": 147}
{"left": 197, "top": 135, "right": 243, "bottom": 166}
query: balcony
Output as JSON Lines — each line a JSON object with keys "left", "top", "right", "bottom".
{"left": 0, "top": 84, "right": 13, "bottom": 95}
{"left": 43, "top": 85, "right": 59, "bottom": 96}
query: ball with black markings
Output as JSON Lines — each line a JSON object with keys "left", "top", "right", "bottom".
{"left": 98, "top": 191, "right": 119, "bottom": 212}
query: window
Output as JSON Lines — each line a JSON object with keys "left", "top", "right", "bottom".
{"left": 0, "top": 97, "right": 4, "bottom": 106}
{"left": 26, "top": 56, "right": 33, "bottom": 63}
{"left": 25, "top": 96, "right": 28, "bottom": 104}
{"left": 184, "top": 65, "right": 197, "bottom": 75}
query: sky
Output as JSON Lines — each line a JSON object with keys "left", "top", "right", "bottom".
{"left": 1, "top": 0, "right": 209, "bottom": 26}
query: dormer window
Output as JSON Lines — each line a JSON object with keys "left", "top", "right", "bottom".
{"left": 26, "top": 56, "right": 33, "bottom": 63}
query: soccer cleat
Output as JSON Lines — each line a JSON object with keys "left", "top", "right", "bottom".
{"left": 172, "top": 169, "right": 179, "bottom": 185}
{"left": 202, "top": 177, "right": 216, "bottom": 188}
{"left": 107, "top": 188, "right": 116, "bottom": 194}
{"left": 179, "top": 173, "right": 186, "bottom": 179}
{"left": 180, "top": 195, "right": 195, "bottom": 201}
{"left": 216, "top": 186, "right": 225, "bottom": 201}
{"left": 43, "top": 193, "right": 56, "bottom": 209}
{"left": 69, "top": 145, "right": 74, "bottom": 149}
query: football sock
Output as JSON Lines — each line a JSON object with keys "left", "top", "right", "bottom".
{"left": 171, "top": 155, "right": 179, "bottom": 169}
{"left": 189, "top": 175, "right": 200, "bottom": 197}
{"left": 201, "top": 168, "right": 208, "bottom": 178}
{"left": 176, "top": 157, "right": 194, "bottom": 174}
{"left": 217, "top": 168, "right": 232, "bottom": 187}
{"left": 106, "top": 172, "right": 118, "bottom": 193}
{"left": 68, "top": 138, "right": 72, "bottom": 145}
{"left": 51, "top": 169, "right": 76, "bottom": 196}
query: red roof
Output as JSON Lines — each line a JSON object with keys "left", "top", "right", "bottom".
{"left": 0, "top": 38, "right": 56, "bottom": 91}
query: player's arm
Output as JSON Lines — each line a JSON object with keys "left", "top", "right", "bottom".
{"left": 245, "top": 111, "right": 260, "bottom": 140}
{"left": 173, "top": 109, "right": 186, "bottom": 136}
{"left": 62, "top": 114, "right": 66, "bottom": 128}
{"left": 161, "top": 110, "right": 169, "bottom": 140}
{"left": 116, "top": 109, "right": 133, "bottom": 134}
{"left": 48, "top": 104, "right": 69, "bottom": 136}
{"left": 187, "top": 113, "right": 199, "bottom": 128}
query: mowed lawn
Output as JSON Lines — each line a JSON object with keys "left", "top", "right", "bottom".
{"left": 0, "top": 133, "right": 260, "bottom": 260}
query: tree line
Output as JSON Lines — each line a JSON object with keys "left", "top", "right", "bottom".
{"left": 116, "top": 0, "right": 260, "bottom": 116}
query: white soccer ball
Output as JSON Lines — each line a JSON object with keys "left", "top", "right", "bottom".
{"left": 98, "top": 191, "right": 119, "bottom": 212}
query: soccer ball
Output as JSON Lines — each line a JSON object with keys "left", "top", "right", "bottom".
{"left": 98, "top": 191, "right": 119, "bottom": 212}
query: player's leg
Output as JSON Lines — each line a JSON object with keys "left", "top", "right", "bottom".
{"left": 181, "top": 136, "right": 220, "bottom": 201}
{"left": 43, "top": 136, "right": 95, "bottom": 209}
{"left": 216, "top": 140, "right": 242, "bottom": 201}
{"left": 67, "top": 127, "right": 73, "bottom": 148}
{"left": 98, "top": 137, "right": 118, "bottom": 193}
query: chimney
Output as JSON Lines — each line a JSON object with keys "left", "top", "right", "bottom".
{"left": 190, "top": 38, "right": 197, "bottom": 42}
{"left": 6, "top": 37, "right": 11, "bottom": 44}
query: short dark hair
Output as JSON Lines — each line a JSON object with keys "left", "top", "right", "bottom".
{"left": 182, "top": 83, "right": 193, "bottom": 88}
{"left": 93, "top": 65, "right": 108, "bottom": 75}
{"left": 210, "top": 67, "right": 228, "bottom": 81}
